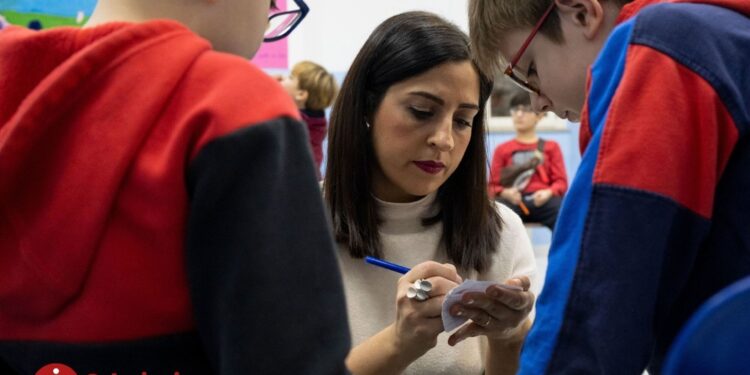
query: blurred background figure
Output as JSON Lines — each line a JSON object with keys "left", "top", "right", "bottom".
{"left": 489, "top": 92, "right": 567, "bottom": 230}
{"left": 278, "top": 60, "right": 338, "bottom": 178}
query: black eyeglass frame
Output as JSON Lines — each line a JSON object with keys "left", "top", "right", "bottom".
{"left": 263, "top": 0, "right": 309, "bottom": 42}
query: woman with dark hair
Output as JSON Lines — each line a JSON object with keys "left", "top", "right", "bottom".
{"left": 324, "top": 11, "right": 536, "bottom": 375}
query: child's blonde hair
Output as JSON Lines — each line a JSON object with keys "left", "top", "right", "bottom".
{"left": 468, "top": 0, "right": 631, "bottom": 77}
{"left": 291, "top": 61, "right": 338, "bottom": 111}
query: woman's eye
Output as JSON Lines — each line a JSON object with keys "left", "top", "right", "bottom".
{"left": 455, "top": 118, "right": 473, "bottom": 128}
{"left": 409, "top": 107, "right": 433, "bottom": 120}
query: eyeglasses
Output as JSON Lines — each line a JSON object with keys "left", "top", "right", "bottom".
{"left": 263, "top": 0, "right": 309, "bottom": 42}
{"left": 504, "top": 2, "right": 556, "bottom": 95}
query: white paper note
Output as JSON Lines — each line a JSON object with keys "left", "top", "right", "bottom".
{"left": 441, "top": 280, "right": 523, "bottom": 332}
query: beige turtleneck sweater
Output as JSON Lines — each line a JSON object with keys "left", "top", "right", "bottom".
{"left": 336, "top": 192, "right": 536, "bottom": 374}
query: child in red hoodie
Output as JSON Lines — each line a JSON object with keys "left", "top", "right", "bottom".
{"left": 0, "top": 1, "right": 349, "bottom": 374}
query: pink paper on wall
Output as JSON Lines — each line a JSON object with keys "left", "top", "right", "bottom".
{"left": 251, "top": 0, "right": 288, "bottom": 69}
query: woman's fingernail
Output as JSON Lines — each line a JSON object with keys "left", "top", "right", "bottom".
{"left": 466, "top": 299, "right": 474, "bottom": 305}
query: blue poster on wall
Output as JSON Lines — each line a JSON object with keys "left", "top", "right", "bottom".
{"left": 0, "top": 0, "right": 97, "bottom": 29}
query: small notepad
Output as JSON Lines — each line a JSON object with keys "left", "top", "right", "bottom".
{"left": 441, "top": 280, "right": 523, "bottom": 332}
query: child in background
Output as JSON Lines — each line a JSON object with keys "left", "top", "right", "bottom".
{"left": 489, "top": 92, "right": 567, "bottom": 230}
{"left": 279, "top": 61, "right": 338, "bottom": 176}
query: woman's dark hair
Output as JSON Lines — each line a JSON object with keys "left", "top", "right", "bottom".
{"left": 324, "top": 11, "right": 501, "bottom": 272}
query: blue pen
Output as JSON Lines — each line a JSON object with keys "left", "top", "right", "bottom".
{"left": 365, "top": 256, "right": 525, "bottom": 292}
{"left": 365, "top": 256, "right": 411, "bottom": 274}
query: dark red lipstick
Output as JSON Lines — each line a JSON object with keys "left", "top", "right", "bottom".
{"left": 413, "top": 160, "right": 445, "bottom": 174}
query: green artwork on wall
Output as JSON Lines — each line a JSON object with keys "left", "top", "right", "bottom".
{"left": 0, "top": 0, "right": 97, "bottom": 29}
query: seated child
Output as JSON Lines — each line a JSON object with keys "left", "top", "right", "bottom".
{"left": 489, "top": 92, "right": 567, "bottom": 230}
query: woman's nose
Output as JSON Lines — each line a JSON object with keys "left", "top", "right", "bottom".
{"left": 428, "top": 119, "right": 454, "bottom": 151}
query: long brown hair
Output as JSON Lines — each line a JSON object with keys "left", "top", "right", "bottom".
{"left": 324, "top": 11, "right": 501, "bottom": 272}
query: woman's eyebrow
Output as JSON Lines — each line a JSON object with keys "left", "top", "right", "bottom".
{"left": 409, "top": 91, "right": 479, "bottom": 110}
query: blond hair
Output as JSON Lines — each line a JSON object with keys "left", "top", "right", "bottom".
{"left": 469, "top": 0, "right": 563, "bottom": 77}
{"left": 468, "top": 0, "right": 631, "bottom": 77}
{"left": 291, "top": 61, "right": 338, "bottom": 111}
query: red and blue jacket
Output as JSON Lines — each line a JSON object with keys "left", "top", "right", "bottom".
{"left": 520, "top": 0, "right": 750, "bottom": 373}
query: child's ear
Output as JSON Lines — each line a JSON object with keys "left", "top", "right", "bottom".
{"left": 555, "top": 0, "right": 605, "bottom": 40}
{"left": 296, "top": 89, "right": 309, "bottom": 104}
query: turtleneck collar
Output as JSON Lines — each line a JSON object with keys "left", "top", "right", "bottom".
{"left": 374, "top": 192, "right": 440, "bottom": 234}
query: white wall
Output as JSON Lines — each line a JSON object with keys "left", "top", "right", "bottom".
{"left": 287, "top": 0, "right": 469, "bottom": 72}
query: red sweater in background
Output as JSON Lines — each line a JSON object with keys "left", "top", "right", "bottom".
{"left": 300, "top": 109, "right": 327, "bottom": 171}
{"left": 488, "top": 139, "right": 568, "bottom": 197}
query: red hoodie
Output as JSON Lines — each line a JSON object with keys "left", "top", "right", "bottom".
{"left": 0, "top": 20, "right": 349, "bottom": 374}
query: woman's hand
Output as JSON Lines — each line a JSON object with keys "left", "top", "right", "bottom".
{"left": 446, "top": 276, "right": 534, "bottom": 346}
{"left": 393, "top": 261, "right": 463, "bottom": 357}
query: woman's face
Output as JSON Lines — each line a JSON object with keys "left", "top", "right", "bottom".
{"left": 370, "top": 60, "right": 480, "bottom": 203}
